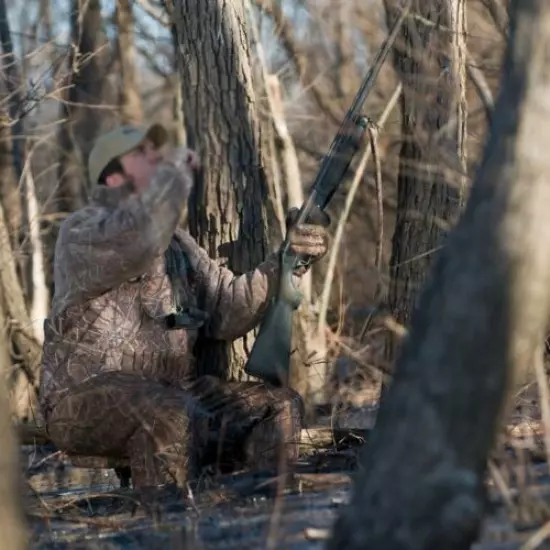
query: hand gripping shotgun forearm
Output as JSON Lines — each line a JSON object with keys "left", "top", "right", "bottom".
{"left": 243, "top": 0, "right": 411, "bottom": 387}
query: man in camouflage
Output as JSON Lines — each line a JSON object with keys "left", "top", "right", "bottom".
{"left": 40, "top": 123, "right": 329, "bottom": 499}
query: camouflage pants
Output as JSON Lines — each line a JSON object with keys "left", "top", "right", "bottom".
{"left": 45, "top": 372, "right": 303, "bottom": 490}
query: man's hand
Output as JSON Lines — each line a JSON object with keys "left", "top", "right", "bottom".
{"left": 165, "top": 146, "right": 201, "bottom": 174}
{"left": 285, "top": 207, "right": 330, "bottom": 276}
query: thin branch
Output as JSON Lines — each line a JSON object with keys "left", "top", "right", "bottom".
{"left": 368, "top": 123, "right": 384, "bottom": 298}
{"left": 0, "top": 0, "right": 25, "bottom": 179}
{"left": 466, "top": 60, "right": 494, "bottom": 122}
{"left": 481, "top": 0, "right": 509, "bottom": 39}
{"left": 252, "top": 0, "right": 343, "bottom": 125}
{"left": 317, "top": 83, "right": 402, "bottom": 336}
{"left": 135, "top": 0, "right": 170, "bottom": 27}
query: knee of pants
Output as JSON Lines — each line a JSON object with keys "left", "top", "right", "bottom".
{"left": 258, "top": 388, "right": 304, "bottom": 449}
{"left": 245, "top": 410, "right": 302, "bottom": 468}
{"left": 137, "top": 402, "right": 191, "bottom": 446}
{"left": 269, "top": 387, "right": 305, "bottom": 424}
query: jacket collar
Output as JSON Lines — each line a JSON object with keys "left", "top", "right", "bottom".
{"left": 90, "top": 180, "right": 136, "bottom": 208}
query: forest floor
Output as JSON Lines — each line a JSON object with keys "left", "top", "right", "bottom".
{"left": 21, "top": 387, "right": 550, "bottom": 550}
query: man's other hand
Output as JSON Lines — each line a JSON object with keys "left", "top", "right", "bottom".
{"left": 285, "top": 207, "right": 330, "bottom": 276}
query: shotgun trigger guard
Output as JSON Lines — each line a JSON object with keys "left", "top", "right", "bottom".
{"left": 279, "top": 250, "right": 303, "bottom": 310}
{"left": 294, "top": 255, "right": 312, "bottom": 271}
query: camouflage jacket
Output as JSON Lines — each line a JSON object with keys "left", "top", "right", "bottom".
{"left": 40, "top": 159, "right": 281, "bottom": 418}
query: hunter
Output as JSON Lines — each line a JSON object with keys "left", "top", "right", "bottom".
{"left": 40, "top": 123, "right": 329, "bottom": 500}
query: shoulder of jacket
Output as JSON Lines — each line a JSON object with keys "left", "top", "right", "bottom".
{"left": 59, "top": 204, "right": 105, "bottom": 231}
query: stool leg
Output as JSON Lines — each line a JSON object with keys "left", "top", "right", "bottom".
{"left": 115, "top": 466, "right": 132, "bottom": 488}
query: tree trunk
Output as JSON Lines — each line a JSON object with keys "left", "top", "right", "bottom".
{"left": 56, "top": 0, "right": 115, "bottom": 210}
{"left": 172, "top": 0, "right": 274, "bottom": 382}
{"left": 0, "top": 0, "right": 31, "bottom": 306}
{"left": 0, "top": 0, "right": 25, "bottom": 182}
{"left": 0, "top": 120, "right": 20, "bottom": 253}
{"left": 44, "top": 0, "right": 115, "bottom": 297}
{"left": 22, "top": 165, "right": 49, "bottom": 345}
{"left": 0, "top": 265, "right": 28, "bottom": 550}
{"left": 384, "top": 0, "right": 466, "bottom": 339}
{"left": 327, "top": 1, "right": 550, "bottom": 548}
{"left": 0, "top": 3, "right": 48, "bottom": 345}
{"left": 0, "top": 335, "right": 27, "bottom": 550}
{"left": 115, "top": 0, "right": 143, "bottom": 125}
{"left": 448, "top": 0, "right": 468, "bottom": 207}
{"left": 166, "top": 5, "right": 187, "bottom": 149}
{"left": 264, "top": 70, "right": 326, "bottom": 404}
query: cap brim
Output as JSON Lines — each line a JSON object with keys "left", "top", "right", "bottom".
{"left": 88, "top": 123, "right": 170, "bottom": 185}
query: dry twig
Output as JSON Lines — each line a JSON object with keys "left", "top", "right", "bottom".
{"left": 318, "top": 83, "right": 402, "bottom": 335}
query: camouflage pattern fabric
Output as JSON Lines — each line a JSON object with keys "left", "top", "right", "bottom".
{"left": 40, "top": 147, "right": 326, "bottom": 491}
{"left": 46, "top": 372, "right": 303, "bottom": 489}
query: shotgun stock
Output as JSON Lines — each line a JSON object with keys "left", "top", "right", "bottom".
{"left": 243, "top": 1, "right": 411, "bottom": 387}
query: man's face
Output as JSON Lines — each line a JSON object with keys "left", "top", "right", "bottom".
{"left": 107, "top": 138, "right": 165, "bottom": 192}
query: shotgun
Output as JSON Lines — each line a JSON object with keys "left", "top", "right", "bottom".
{"left": 244, "top": 1, "right": 411, "bottom": 386}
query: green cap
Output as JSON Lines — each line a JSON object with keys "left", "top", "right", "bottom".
{"left": 88, "top": 123, "right": 169, "bottom": 184}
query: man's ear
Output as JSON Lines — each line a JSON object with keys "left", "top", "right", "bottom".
{"left": 104, "top": 172, "right": 126, "bottom": 188}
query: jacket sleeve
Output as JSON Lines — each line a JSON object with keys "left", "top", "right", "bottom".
{"left": 176, "top": 231, "right": 298, "bottom": 341}
{"left": 53, "top": 162, "right": 192, "bottom": 312}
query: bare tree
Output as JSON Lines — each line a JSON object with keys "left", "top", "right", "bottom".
{"left": 448, "top": 0, "right": 468, "bottom": 205}
{"left": 384, "top": 0, "right": 468, "bottom": 337}
{"left": 0, "top": 201, "right": 42, "bottom": 422}
{"left": 0, "top": 357, "right": 27, "bottom": 550}
{"left": 0, "top": 0, "right": 44, "bottom": 422}
{"left": 327, "top": 0, "right": 550, "bottom": 548}
{"left": 172, "top": 0, "right": 277, "bottom": 381}
{"left": 41, "top": 0, "right": 117, "bottom": 300}
{"left": 0, "top": 189, "right": 28, "bottom": 550}
{"left": 55, "top": 0, "right": 116, "bottom": 214}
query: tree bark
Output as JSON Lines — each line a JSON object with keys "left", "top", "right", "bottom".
{"left": 327, "top": 1, "right": 550, "bottom": 548}
{"left": 172, "top": 0, "right": 274, "bottom": 381}
{"left": 384, "top": 0, "right": 465, "bottom": 338}
{"left": 0, "top": 117, "right": 20, "bottom": 254}
{"left": 0, "top": 264, "right": 28, "bottom": 550}
{"left": 164, "top": 1, "right": 187, "bottom": 149}
{"left": 0, "top": 342, "right": 27, "bottom": 550}
{"left": 264, "top": 71, "right": 326, "bottom": 404}
{"left": 22, "top": 165, "right": 49, "bottom": 345}
{"left": 448, "top": 0, "right": 468, "bottom": 206}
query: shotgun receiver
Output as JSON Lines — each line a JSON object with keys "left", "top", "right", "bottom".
{"left": 243, "top": 2, "right": 410, "bottom": 387}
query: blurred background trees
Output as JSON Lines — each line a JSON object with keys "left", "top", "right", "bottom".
{"left": 0, "top": 0, "right": 508, "bottom": 424}
{"left": 0, "top": 0, "right": 519, "bottom": 545}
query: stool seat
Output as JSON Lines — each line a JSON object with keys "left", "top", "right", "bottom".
{"left": 67, "top": 454, "right": 130, "bottom": 469}
{"left": 67, "top": 454, "right": 132, "bottom": 487}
